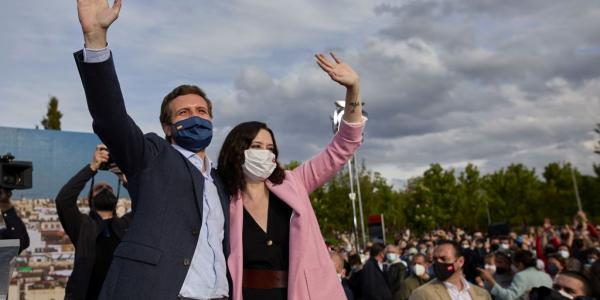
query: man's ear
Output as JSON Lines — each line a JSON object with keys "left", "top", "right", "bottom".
{"left": 457, "top": 256, "right": 465, "bottom": 268}
{"left": 162, "top": 123, "right": 173, "bottom": 141}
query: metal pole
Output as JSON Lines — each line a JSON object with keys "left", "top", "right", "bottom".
{"left": 347, "top": 159, "right": 360, "bottom": 252}
{"left": 486, "top": 201, "right": 491, "bottom": 225}
{"left": 381, "top": 213, "right": 386, "bottom": 245}
{"left": 570, "top": 167, "right": 583, "bottom": 211}
{"left": 353, "top": 153, "right": 367, "bottom": 247}
{"left": 479, "top": 189, "right": 492, "bottom": 225}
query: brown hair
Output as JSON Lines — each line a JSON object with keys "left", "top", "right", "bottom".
{"left": 92, "top": 182, "right": 114, "bottom": 197}
{"left": 159, "top": 84, "right": 213, "bottom": 125}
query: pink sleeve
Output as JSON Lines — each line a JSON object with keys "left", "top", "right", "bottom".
{"left": 290, "top": 119, "right": 365, "bottom": 194}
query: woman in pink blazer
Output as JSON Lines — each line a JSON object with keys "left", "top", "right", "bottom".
{"left": 217, "top": 53, "right": 365, "bottom": 300}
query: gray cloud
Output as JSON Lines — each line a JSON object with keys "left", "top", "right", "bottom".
{"left": 1, "top": 0, "right": 600, "bottom": 186}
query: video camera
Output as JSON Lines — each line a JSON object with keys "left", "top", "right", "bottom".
{"left": 0, "top": 153, "right": 33, "bottom": 190}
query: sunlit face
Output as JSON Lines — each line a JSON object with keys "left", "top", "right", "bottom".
{"left": 553, "top": 274, "right": 587, "bottom": 297}
{"left": 249, "top": 129, "right": 274, "bottom": 152}
{"left": 433, "top": 244, "right": 464, "bottom": 271}
{"left": 162, "top": 94, "right": 211, "bottom": 137}
{"left": 413, "top": 255, "right": 426, "bottom": 266}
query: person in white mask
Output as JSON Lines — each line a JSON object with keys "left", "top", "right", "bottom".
{"left": 217, "top": 52, "right": 365, "bottom": 300}
{"left": 384, "top": 245, "right": 408, "bottom": 299}
{"left": 398, "top": 253, "right": 431, "bottom": 300}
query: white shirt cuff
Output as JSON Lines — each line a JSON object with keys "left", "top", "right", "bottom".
{"left": 341, "top": 116, "right": 367, "bottom": 127}
{"left": 83, "top": 46, "right": 110, "bottom": 63}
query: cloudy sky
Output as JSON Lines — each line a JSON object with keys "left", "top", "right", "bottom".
{"left": 1, "top": 0, "right": 599, "bottom": 187}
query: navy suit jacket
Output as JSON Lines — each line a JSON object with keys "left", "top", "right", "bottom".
{"left": 74, "top": 51, "right": 230, "bottom": 299}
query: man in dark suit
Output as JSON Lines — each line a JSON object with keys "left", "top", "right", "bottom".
{"left": 73, "top": 0, "right": 230, "bottom": 299}
{"left": 362, "top": 243, "right": 393, "bottom": 300}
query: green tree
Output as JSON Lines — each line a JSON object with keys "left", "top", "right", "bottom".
{"left": 482, "top": 164, "right": 542, "bottom": 225}
{"left": 456, "top": 164, "right": 489, "bottom": 230}
{"left": 541, "top": 162, "right": 579, "bottom": 224}
{"left": 41, "top": 96, "right": 62, "bottom": 130}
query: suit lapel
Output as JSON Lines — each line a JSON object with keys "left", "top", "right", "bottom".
{"left": 211, "top": 169, "right": 230, "bottom": 255}
{"left": 179, "top": 153, "right": 205, "bottom": 219}
{"left": 467, "top": 284, "right": 483, "bottom": 300}
{"left": 433, "top": 280, "right": 452, "bottom": 300}
{"left": 266, "top": 180, "right": 304, "bottom": 217}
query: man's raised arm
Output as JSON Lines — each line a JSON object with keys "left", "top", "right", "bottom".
{"left": 74, "top": 0, "right": 155, "bottom": 178}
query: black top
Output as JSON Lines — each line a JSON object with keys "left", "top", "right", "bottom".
{"left": 87, "top": 219, "right": 120, "bottom": 299}
{"left": 55, "top": 164, "right": 132, "bottom": 300}
{"left": 0, "top": 207, "right": 30, "bottom": 254}
{"left": 242, "top": 192, "right": 292, "bottom": 300}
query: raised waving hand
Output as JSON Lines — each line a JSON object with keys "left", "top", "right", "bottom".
{"left": 77, "top": 0, "right": 122, "bottom": 48}
{"left": 316, "top": 52, "right": 363, "bottom": 123}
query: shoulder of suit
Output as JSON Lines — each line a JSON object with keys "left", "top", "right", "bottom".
{"left": 145, "top": 132, "right": 167, "bottom": 143}
{"left": 469, "top": 283, "right": 492, "bottom": 300}
{"left": 413, "top": 279, "right": 442, "bottom": 293}
{"left": 469, "top": 283, "right": 491, "bottom": 296}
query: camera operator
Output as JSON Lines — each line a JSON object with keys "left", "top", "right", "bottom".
{"left": 56, "top": 144, "right": 132, "bottom": 300}
{"left": 0, "top": 187, "right": 30, "bottom": 254}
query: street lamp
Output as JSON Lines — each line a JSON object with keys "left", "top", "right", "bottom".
{"left": 332, "top": 100, "right": 368, "bottom": 251}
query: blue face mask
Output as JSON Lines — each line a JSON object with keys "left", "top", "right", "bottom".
{"left": 171, "top": 116, "right": 213, "bottom": 152}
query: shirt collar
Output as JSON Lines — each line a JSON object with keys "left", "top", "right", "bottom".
{"left": 171, "top": 143, "right": 212, "bottom": 174}
{"left": 442, "top": 276, "right": 471, "bottom": 293}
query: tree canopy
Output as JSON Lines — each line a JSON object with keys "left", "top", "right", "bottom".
{"left": 297, "top": 160, "right": 600, "bottom": 241}
{"left": 41, "top": 96, "right": 62, "bottom": 130}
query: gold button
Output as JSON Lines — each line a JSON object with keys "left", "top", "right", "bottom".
{"left": 266, "top": 240, "right": 273, "bottom": 246}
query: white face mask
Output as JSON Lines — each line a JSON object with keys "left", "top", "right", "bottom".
{"left": 485, "top": 264, "right": 496, "bottom": 273}
{"left": 557, "top": 289, "right": 574, "bottom": 300}
{"left": 413, "top": 264, "right": 425, "bottom": 276}
{"left": 558, "top": 250, "right": 570, "bottom": 259}
{"left": 386, "top": 253, "right": 398, "bottom": 262}
{"left": 242, "top": 149, "right": 277, "bottom": 182}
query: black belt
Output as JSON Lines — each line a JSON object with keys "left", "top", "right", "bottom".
{"left": 243, "top": 269, "right": 288, "bottom": 289}
{"left": 177, "top": 296, "right": 228, "bottom": 300}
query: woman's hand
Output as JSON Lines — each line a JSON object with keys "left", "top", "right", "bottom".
{"left": 315, "top": 52, "right": 359, "bottom": 89}
{"left": 316, "top": 52, "right": 363, "bottom": 123}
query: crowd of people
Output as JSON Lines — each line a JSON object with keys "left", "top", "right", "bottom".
{"left": 327, "top": 214, "right": 600, "bottom": 300}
